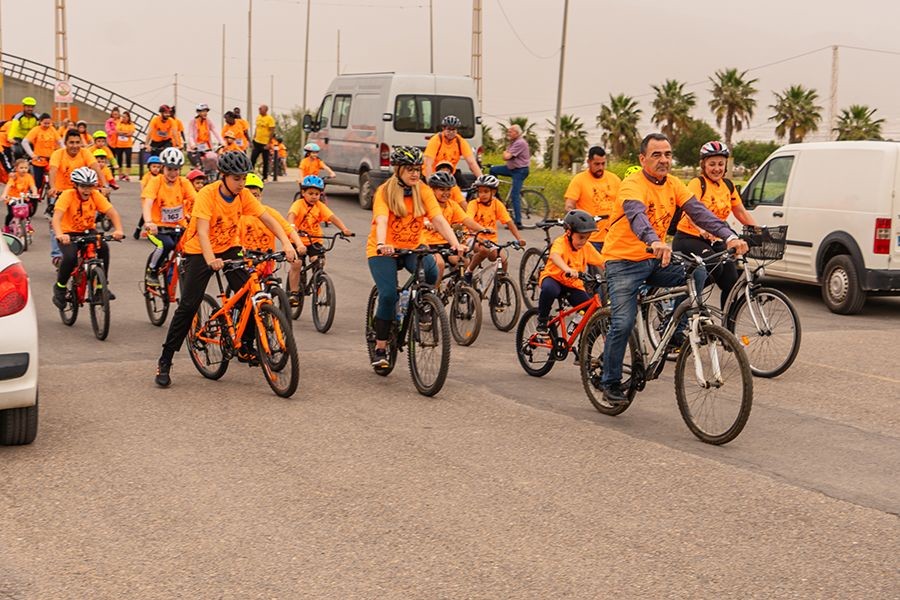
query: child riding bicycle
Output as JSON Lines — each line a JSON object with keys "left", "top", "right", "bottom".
{"left": 463, "top": 174, "right": 525, "bottom": 284}
{"left": 2, "top": 159, "right": 37, "bottom": 231}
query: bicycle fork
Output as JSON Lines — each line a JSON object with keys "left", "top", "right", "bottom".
{"left": 688, "top": 317, "right": 724, "bottom": 389}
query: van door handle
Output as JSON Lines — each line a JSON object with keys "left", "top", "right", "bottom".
{"left": 773, "top": 211, "right": 784, "bottom": 217}
{"left": 324, "top": 137, "right": 329, "bottom": 144}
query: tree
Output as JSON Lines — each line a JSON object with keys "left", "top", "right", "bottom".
{"left": 708, "top": 68, "right": 758, "bottom": 147}
{"left": 597, "top": 93, "right": 642, "bottom": 160}
{"left": 481, "top": 124, "right": 500, "bottom": 154}
{"left": 498, "top": 117, "right": 540, "bottom": 157}
{"left": 651, "top": 79, "right": 696, "bottom": 145}
{"left": 834, "top": 104, "right": 884, "bottom": 141}
{"left": 275, "top": 108, "right": 311, "bottom": 166}
{"left": 732, "top": 140, "right": 780, "bottom": 170}
{"left": 542, "top": 114, "right": 589, "bottom": 170}
{"left": 769, "top": 85, "right": 822, "bottom": 143}
{"left": 672, "top": 119, "right": 720, "bottom": 167}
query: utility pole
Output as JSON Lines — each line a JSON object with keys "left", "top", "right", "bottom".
{"left": 173, "top": 72, "right": 178, "bottom": 110}
{"left": 301, "top": 0, "right": 312, "bottom": 146}
{"left": 247, "top": 0, "right": 253, "bottom": 118}
{"left": 336, "top": 29, "right": 341, "bottom": 75}
{"left": 429, "top": 0, "right": 434, "bottom": 74}
{"left": 470, "top": 0, "right": 482, "bottom": 106}
{"left": 550, "top": 0, "right": 569, "bottom": 171}
{"left": 221, "top": 24, "right": 226, "bottom": 117}
{"left": 270, "top": 74, "right": 274, "bottom": 109}
{"left": 54, "top": 0, "right": 70, "bottom": 122}
{"left": 829, "top": 45, "right": 839, "bottom": 141}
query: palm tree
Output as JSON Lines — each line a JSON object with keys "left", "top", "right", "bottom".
{"left": 708, "top": 68, "right": 758, "bottom": 147}
{"left": 481, "top": 124, "right": 500, "bottom": 154}
{"left": 769, "top": 85, "right": 822, "bottom": 143}
{"left": 596, "top": 93, "right": 642, "bottom": 159}
{"left": 543, "top": 114, "right": 589, "bottom": 169}
{"left": 651, "top": 79, "right": 696, "bottom": 145}
{"left": 499, "top": 117, "right": 540, "bottom": 157}
{"left": 834, "top": 105, "right": 884, "bottom": 141}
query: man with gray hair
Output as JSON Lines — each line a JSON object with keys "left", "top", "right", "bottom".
{"left": 489, "top": 124, "right": 530, "bottom": 227}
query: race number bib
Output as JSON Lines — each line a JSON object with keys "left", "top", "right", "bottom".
{"left": 160, "top": 205, "right": 184, "bottom": 223}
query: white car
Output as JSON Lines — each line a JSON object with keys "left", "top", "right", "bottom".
{"left": 0, "top": 233, "right": 38, "bottom": 445}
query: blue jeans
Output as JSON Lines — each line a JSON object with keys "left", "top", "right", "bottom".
{"left": 368, "top": 254, "right": 438, "bottom": 323}
{"left": 601, "top": 258, "right": 706, "bottom": 386}
{"left": 489, "top": 164, "right": 529, "bottom": 226}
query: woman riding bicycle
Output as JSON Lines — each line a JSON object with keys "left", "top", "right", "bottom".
{"left": 367, "top": 146, "right": 465, "bottom": 369}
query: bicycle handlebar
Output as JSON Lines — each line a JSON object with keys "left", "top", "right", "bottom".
{"left": 297, "top": 229, "right": 355, "bottom": 252}
{"left": 68, "top": 232, "right": 122, "bottom": 244}
{"left": 224, "top": 250, "right": 288, "bottom": 271}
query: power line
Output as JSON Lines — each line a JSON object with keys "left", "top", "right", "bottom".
{"left": 495, "top": 0, "right": 559, "bottom": 60}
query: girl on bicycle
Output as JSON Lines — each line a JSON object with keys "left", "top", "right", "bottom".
{"left": 463, "top": 174, "right": 525, "bottom": 284}
{"left": 2, "top": 159, "right": 37, "bottom": 231}
{"left": 134, "top": 155, "right": 164, "bottom": 238}
{"left": 186, "top": 169, "right": 207, "bottom": 192}
{"left": 422, "top": 171, "right": 484, "bottom": 281}
{"left": 367, "top": 146, "right": 464, "bottom": 369}
{"left": 433, "top": 161, "right": 468, "bottom": 210}
{"left": 241, "top": 172, "right": 306, "bottom": 263}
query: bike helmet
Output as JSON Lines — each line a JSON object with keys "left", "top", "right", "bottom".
{"left": 434, "top": 161, "right": 455, "bottom": 173}
{"left": 146, "top": 155, "right": 163, "bottom": 165}
{"left": 218, "top": 150, "right": 253, "bottom": 175}
{"left": 245, "top": 172, "right": 264, "bottom": 189}
{"left": 22, "top": 97, "right": 36, "bottom": 106}
{"left": 428, "top": 171, "right": 456, "bottom": 189}
{"left": 301, "top": 175, "right": 325, "bottom": 190}
{"left": 71, "top": 166, "right": 98, "bottom": 186}
{"left": 390, "top": 145, "right": 424, "bottom": 167}
{"left": 186, "top": 169, "right": 206, "bottom": 181}
{"left": 624, "top": 165, "right": 641, "bottom": 177}
{"left": 159, "top": 147, "right": 185, "bottom": 167}
{"left": 441, "top": 115, "right": 461, "bottom": 128}
{"left": 473, "top": 174, "right": 500, "bottom": 189}
{"left": 92, "top": 130, "right": 107, "bottom": 139}
{"left": 196, "top": 103, "right": 210, "bottom": 112}
{"left": 563, "top": 209, "right": 596, "bottom": 234}
{"left": 92, "top": 149, "right": 108, "bottom": 159}
{"left": 303, "top": 142, "right": 321, "bottom": 153}
{"left": 700, "top": 141, "right": 730, "bottom": 159}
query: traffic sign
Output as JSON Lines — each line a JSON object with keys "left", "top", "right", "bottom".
{"left": 54, "top": 80, "right": 73, "bottom": 103}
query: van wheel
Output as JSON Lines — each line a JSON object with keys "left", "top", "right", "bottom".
{"left": 822, "top": 255, "right": 867, "bottom": 314}
{"left": 359, "top": 171, "right": 374, "bottom": 209}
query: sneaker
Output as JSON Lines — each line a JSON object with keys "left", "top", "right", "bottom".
{"left": 155, "top": 359, "right": 172, "bottom": 387}
{"left": 534, "top": 322, "right": 549, "bottom": 343}
{"left": 132, "top": 228, "right": 141, "bottom": 240}
{"left": 145, "top": 269, "right": 161, "bottom": 287}
{"left": 52, "top": 284, "right": 67, "bottom": 309}
{"left": 463, "top": 271, "right": 473, "bottom": 285}
{"left": 236, "top": 346, "right": 259, "bottom": 366}
{"left": 371, "top": 348, "right": 390, "bottom": 369}
{"left": 666, "top": 332, "right": 686, "bottom": 353}
{"left": 602, "top": 382, "right": 627, "bottom": 405}
{"left": 289, "top": 292, "right": 301, "bottom": 307}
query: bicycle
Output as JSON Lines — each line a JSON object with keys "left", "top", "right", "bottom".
{"left": 364, "top": 247, "right": 453, "bottom": 396}
{"left": 141, "top": 226, "right": 184, "bottom": 326}
{"left": 287, "top": 230, "right": 353, "bottom": 333}
{"left": 242, "top": 249, "right": 292, "bottom": 322}
{"left": 578, "top": 249, "right": 753, "bottom": 445}
{"left": 495, "top": 176, "right": 550, "bottom": 228}
{"left": 437, "top": 246, "right": 483, "bottom": 346}
{"left": 187, "top": 250, "right": 299, "bottom": 398}
{"left": 6, "top": 195, "right": 37, "bottom": 251}
{"left": 468, "top": 232, "right": 523, "bottom": 332}
{"left": 57, "top": 232, "right": 120, "bottom": 341}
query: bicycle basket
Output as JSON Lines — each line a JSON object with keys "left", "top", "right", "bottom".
{"left": 11, "top": 203, "right": 30, "bottom": 219}
{"left": 743, "top": 225, "right": 788, "bottom": 261}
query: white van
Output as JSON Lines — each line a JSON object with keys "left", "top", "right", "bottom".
{"left": 303, "top": 73, "right": 483, "bottom": 209}
{"left": 738, "top": 141, "right": 900, "bottom": 314}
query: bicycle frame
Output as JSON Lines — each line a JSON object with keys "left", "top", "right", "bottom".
{"left": 539, "top": 293, "right": 603, "bottom": 355}
{"left": 67, "top": 235, "right": 107, "bottom": 305}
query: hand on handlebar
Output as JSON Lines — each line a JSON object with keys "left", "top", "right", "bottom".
{"left": 283, "top": 246, "right": 298, "bottom": 263}
{"left": 145, "top": 222, "right": 158, "bottom": 235}
{"left": 566, "top": 270, "right": 578, "bottom": 279}
{"left": 650, "top": 240, "right": 672, "bottom": 267}
{"left": 726, "top": 237, "right": 749, "bottom": 256}
{"left": 56, "top": 233, "right": 70, "bottom": 245}
{"left": 207, "top": 258, "right": 225, "bottom": 271}
{"left": 111, "top": 230, "right": 125, "bottom": 241}
{"left": 377, "top": 244, "right": 395, "bottom": 256}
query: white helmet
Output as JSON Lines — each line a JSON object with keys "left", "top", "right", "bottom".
{"left": 159, "top": 147, "right": 185, "bottom": 167}
{"left": 196, "top": 103, "right": 210, "bottom": 112}
{"left": 71, "top": 166, "right": 98, "bottom": 186}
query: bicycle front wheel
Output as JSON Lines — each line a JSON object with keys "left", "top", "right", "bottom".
{"left": 518, "top": 247, "right": 545, "bottom": 310}
{"left": 16, "top": 220, "right": 28, "bottom": 252}
{"left": 407, "top": 291, "right": 450, "bottom": 396}
{"left": 143, "top": 254, "right": 169, "bottom": 327}
{"left": 675, "top": 323, "right": 753, "bottom": 445}
{"left": 311, "top": 272, "right": 336, "bottom": 333}
{"left": 256, "top": 302, "right": 300, "bottom": 398}
{"left": 489, "top": 274, "right": 520, "bottom": 332}
{"left": 287, "top": 270, "right": 305, "bottom": 320}
{"left": 449, "top": 283, "right": 482, "bottom": 346}
{"left": 515, "top": 308, "right": 555, "bottom": 377}
{"left": 188, "top": 294, "right": 230, "bottom": 380}
{"left": 519, "top": 189, "right": 549, "bottom": 228}
{"left": 88, "top": 267, "right": 111, "bottom": 341}
{"left": 579, "top": 312, "right": 638, "bottom": 415}
{"left": 267, "top": 283, "right": 292, "bottom": 323}
{"left": 59, "top": 274, "right": 80, "bottom": 326}
{"left": 727, "top": 287, "right": 801, "bottom": 378}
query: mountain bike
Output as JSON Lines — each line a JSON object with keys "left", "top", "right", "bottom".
{"left": 579, "top": 249, "right": 753, "bottom": 445}
{"left": 364, "top": 247, "right": 453, "bottom": 396}
{"left": 57, "top": 232, "right": 120, "bottom": 341}
{"left": 141, "top": 226, "right": 183, "bottom": 326}
{"left": 518, "top": 218, "right": 565, "bottom": 310}
{"left": 495, "top": 177, "right": 550, "bottom": 228}
{"left": 187, "top": 250, "right": 299, "bottom": 398}
{"left": 437, "top": 248, "right": 482, "bottom": 346}
{"left": 6, "top": 196, "right": 36, "bottom": 251}
{"left": 287, "top": 230, "right": 353, "bottom": 333}
{"left": 468, "top": 232, "right": 523, "bottom": 332}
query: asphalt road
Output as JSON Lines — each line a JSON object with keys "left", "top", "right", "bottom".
{"left": 2, "top": 178, "right": 898, "bottom": 599}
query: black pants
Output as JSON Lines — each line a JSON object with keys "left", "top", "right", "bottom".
{"left": 672, "top": 232, "right": 738, "bottom": 308}
{"left": 148, "top": 230, "right": 183, "bottom": 271}
{"left": 57, "top": 234, "right": 110, "bottom": 286}
{"left": 31, "top": 164, "right": 47, "bottom": 195}
{"left": 538, "top": 278, "right": 591, "bottom": 323}
{"left": 250, "top": 141, "right": 270, "bottom": 179}
{"left": 160, "top": 247, "right": 253, "bottom": 362}
{"left": 0, "top": 147, "right": 13, "bottom": 173}
{"left": 149, "top": 140, "right": 173, "bottom": 157}
{"left": 114, "top": 147, "right": 132, "bottom": 170}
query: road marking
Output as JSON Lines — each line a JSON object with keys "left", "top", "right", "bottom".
{"left": 798, "top": 360, "right": 900, "bottom": 384}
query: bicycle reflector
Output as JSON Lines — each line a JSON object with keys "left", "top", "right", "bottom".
{"left": 0, "top": 263, "right": 29, "bottom": 317}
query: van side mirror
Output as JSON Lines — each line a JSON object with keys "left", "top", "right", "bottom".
{"left": 302, "top": 114, "right": 317, "bottom": 133}
{"left": 475, "top": 116, "right": 482, "bottom": 125}
{"left": 2, "top": 232, "right": 24, "bottom": 256}
{"left": 382, "top": 113, "right": 393, "bottom": 122}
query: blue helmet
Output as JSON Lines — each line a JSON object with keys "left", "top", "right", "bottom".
{"left": 146, "top": 155, "right": 163, "bottom": 165}
{"left": 303, "top": 142, "right": 321, "bottom": 153}
{"left": 301, "top": 175, "right": 325, "bottom": 190}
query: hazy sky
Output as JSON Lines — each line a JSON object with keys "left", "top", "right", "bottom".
{"left": 3, "top": 0, "right": 900, "bottom": 146}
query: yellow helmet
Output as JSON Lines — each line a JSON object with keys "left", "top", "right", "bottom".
{"left": 624, "top": 165, "right": 641, "bottom": 177}
{"left": 22, "top": 97, "right": 37, "bottom": 106}
{"left": 245, "top": 172, "right": 264, "bottom": 189}
{"left": 92, "top": 130, "right": 107, "bottom": 139}
{"left": 93, "top": 149, "right": 108, "bottom": 158}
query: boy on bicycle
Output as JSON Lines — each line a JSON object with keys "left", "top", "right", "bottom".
{"left": 241, "top": 172, "right": 306, "bottom": 259}
{"left": 434, "top": 161, "right": 468, "bottom": 210}
{"left": 299, "top": 143, "right": 335, "bottom": 180}
{"left": 2, "top": 158, "right": 37, "bottom": 232}
{"left": 423, "top": 171, "right": 483, "bottom": 281}
{"left": 92, "top": 150, "right": 120, "bottom": 192}
{"left": 134, "top": 155, "right": 164, "bottom": 238}
{"left": 463, "top": 174, "right": 525, "bottom": 284}
{"left": 51, "top": 167, "right": 125, "bottom": 308}
{"left": 186, "top": 169, "right": 207, "bottom": 193}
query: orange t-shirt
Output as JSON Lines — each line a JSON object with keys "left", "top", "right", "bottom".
{"left": 143, "top": 176, "right": 197, "bottom": 226}
{"left": 54, "top": 189, "right": 112, "bottom": 233}
{"left": 182, "top": 181, "right": 265, "bottom": 255}
{"left": 221, "top": 122, "right": 249, "bottom": 150}
{"left": 539, "top": 234, "right": 605, "bottom": 290}
{"left": 365, "top": 181, "right": 441, "bottom": 258}
{"left": 288, "top": 198, "right": 335, "bottom": 245}
{"left": 564, "top": 169, "right": 621, "bottom": 243}
{"left": 147, "top": 116, "right": 178, "bottom": 144}
{"left": 239, "top": 205, "right": 292, "bottom": 253}
{"left": 195, "top": 118, "right": 211, "bottom": 145}
{"left": 220, "top": 141, "right": 242, "bottom": 154}
{"left": 0, "top": 122, "right": 14, "bottom": 148}
{"left": 466, "top": 197, "right": 512, "bottom": 243}
{"left": 115, "top": 122, "right": 136, "bottom": 149}
{"left": 679, "top": 176, "right": 743, "bottom": 238}
{"left": 299, "top": 156, "right": 325, "bottom": 179}
{"left": 422, "top": 200, "right": 466, "bottom": 246}
{"left": 100, "top": 165, "right": 115, "bottom": 186}
{"left": 141, "top": 171, "right": 160, "bottom": 192}
{"left": 49, "top": 147, "right": 98, "bottom": 190}
{"left": 424, "top": 132, "right": 473, "bottom": 169}
{"left": 5, "top": 173, "right": 36, "bottom": 200}
{"left": 25, "top": 126, "right": 61, "bottom": 165}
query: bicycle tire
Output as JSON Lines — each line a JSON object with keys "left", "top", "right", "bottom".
{"left": 674, "top": 322, "right": 753, "bottom": 445}
{"left": 88, "top": 267, "right": 111, "bottom": 341}
{"left": 288, "top": 270, "right": 305, "bottom": 320}
{"left": 188, "top": 294, "right": 230, "bottom": 380}
{"left": 515, "top": 308, "right": 555, "bottom": 377}
{"left": 17, "top": 220, "right": 28, "bottom": 252}
{"left": 578, "top": 312, "right": 639, "bottom": 415}
{"left": 59, "top": 274, "right": 80, "bottom": 326}
{"left": 518, "top": 247, "right": 545, "bottom": 311}
{"left": 489, "top": 273, "right": 520, "bottom": 332}
{"left": 267, "top": 282, "right": 292, "bottom": 323}
{"left": 143, "top": 254, "right": 169, "bottom": 327}
{"left": 449, "top": 283, "right": 482, "bottom": 346}
{"left": 311, "top": 272, "right": 336, "bottom": 333}
{"left": 641, "top": 290, "right": 680, "bottom": 362}
{"left": 726, "top": 287, "right": 801, "bottom": 378}
{"left": 519, "top": 189, "right": 549, "bottom": 228}
{"left": 364, "top": 286, "right": 399, "bottom": 376}
{"left": 256, "top": 302, "right": 300, "bottom": 398}
{"left": 407, "top": 291, "right": 451, "bottom": 396}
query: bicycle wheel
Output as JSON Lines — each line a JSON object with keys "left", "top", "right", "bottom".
{"left": 519, "top": 189, "right": 549, "bottom": 228}
{"left": 489, "top": 274, "right": 520, "bottom": 332}
{"left": 143, "top": 255, "right": 169, "bottom": 326}
{"left": 674, "top": 323, "right": 753, "bottom": 445}
{"left": 287, "top": 270, "right": 305, "bottom": 320}
{"left": 59, "top": 275, "right": 79, "bottom": 326}
{"left": 16, "top": 220, "right": 28, "bottom": 252}
{"left": 267, "top": 282, "right": 292, "bottom": 322}
{"left": 641, "top": 291, "right": 679, "bottom": 362}
{"left": 407, "top": 291, "right": 450, "bottom": 396}
{"left": 578, "top": 313, "right": 639, "bottom": 415}
{"left": 188, "top": 294, "right": 230, "bottom": 380}
{"left": 518, "top": 247, "right": 545, "bottom": 310}
{"left": 87, "top": 267, "right": 111, "bottom": 341}
{"left": 515, "top": 308, "right": 555, "bottom": 377}
{"left": 311, "top": 272, "right": 336, "bottom": 333}
{"left": 364, "top": 286, "right": 398, "bottom": 376}
{"left": 256, "top": 302, "right": 299, "bottom": 398}
{"left": 449, "top": 283, "right": 482, "bottom": 346}
{"left": 727, "top": 287, "right": 801, "bottom": 378}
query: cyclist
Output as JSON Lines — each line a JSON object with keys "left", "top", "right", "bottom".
{"left": 367, "top": 146, "right": 465, "bottom": 369}
{"left": 240, "top": 173, "right": 306, "bottom": 275}
{"left": 134, "top": 155, "right": 164, "bottom": 239}
{"left": 89, "top": 131, "right": 119, "bottom": 170}
{"left": 220, "top": 131, "right": 242, "bottom": 154}
{"left": 423, "top": 115, "right": 482, "bottom": 179}
{"left": 145, "top": 105, "right": 180, "bottom": 156}
{"left": 673, "top": 141, "right": 758, "bottom": 308}
{"left": 92, "top": 149, "right": 120, "bottom": 193}
{"left": 154, "top": 151, "right": 298, "bottom": 387}
{"left": 423, "top": 171, "right": 483, "bottom": 281}
{"left": 598, "top": 133, "right": 748, "bottom": 405}
{"left": 9, "top": 97, "right": 39, "bottom": 159}
{"left": 186, "top": 168, "right": 207, "bottom": 192}
{"left": 434, "top": 161, "right": 468, "bottom": 209}
{"left": 114, "top": 112, "right": 136, "bottom": 181}
{"left": 2, "top": 159, "right": 37, "bottom": 232}
{"left": 188, "top": 104, "right": 223, "bottom": 164}
{"left": 221, "top": 111, "right": 249, "bottom": 152}
{"left": 21, "top": 113, "right": 62, "bottom": 198}
{"left": 488, "top": 124, "right": 530, "bottom": 228}
{"left": 273, "top": 136, "right": 288, "bottom": 176}
{"left": 51, "top": 167, "right": 125, "bottom": 308}
{"left": 563, "top": 146, "right": 621, "bottom": 252}
{"left": 299, "top": 142, "right": 335, "bottom": 180}
{"left": 463, "top": 174, "right": 525, "bottom": 284}
{"left": 141, "top": 148, "right": 196, "bottom": 285}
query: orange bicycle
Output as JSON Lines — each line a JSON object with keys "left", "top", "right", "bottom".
{"left": 187, "top": 250, "right": 299, "bottom": 398}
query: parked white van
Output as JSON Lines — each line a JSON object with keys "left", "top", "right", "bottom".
{"left": 738, "top": 141, "right": 900, "bottom": 314}
{"left": 303, "top": 73, "right": 483, "bottom": 209}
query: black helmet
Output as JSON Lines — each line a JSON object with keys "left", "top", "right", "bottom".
{"left": 218, "top": 151, "right": 253, "bottom": 175}
{"left": 428, "top": 171, "right": 456, "bottom": 189}
{"left": 563, "top": 209, "right": 596, "bottom": 234}
{"left": 390, "top": 145, "right": 424, "bottom": 167}
{"left": 441, "top": 115, "right": 461, "bottom": 128}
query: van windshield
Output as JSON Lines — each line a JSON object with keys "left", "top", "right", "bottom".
{"left": 393, "top": 95, "right": 475, "bottom": 138}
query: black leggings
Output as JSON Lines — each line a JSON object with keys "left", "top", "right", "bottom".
{"left": 672, "top": 232, "right": 738, "bottom": 308}
{"left": 250, "top": 141, "right": 270, "bottom": 179}
{"left": 538, "top": 278, "right": 591, "bottom": 323}
{"left": 57, "top": 235, "right": 110, "bottom": 287}
{"left": 114, "top": 147, "right": 132, "bottom": 170}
